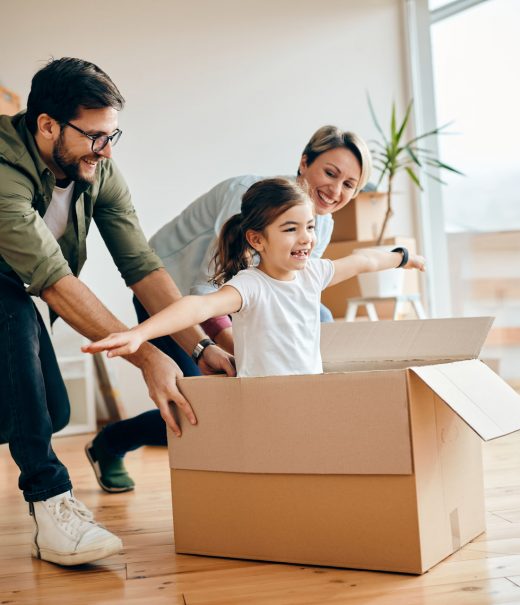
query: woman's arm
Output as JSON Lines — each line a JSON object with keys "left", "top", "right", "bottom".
{"left": 329, "top": 248, "right": 425, "bottom": 287}
{"left": 82, "top": 286, "right": 242, "bottom": 358}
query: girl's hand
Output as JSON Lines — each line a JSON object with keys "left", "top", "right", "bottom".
{"left": 404, "top": 254, "right": 426, "bottom": 272}
{"left": 82, "top": 330, "right": 144, "bottom": 358}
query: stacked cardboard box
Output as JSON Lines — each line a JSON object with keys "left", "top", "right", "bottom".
{"left": 330, "top": 191, "right": 388, "bottom": 243}
{"left": 169, "top": 318, "right": 520, "bottom": 574}
{"left": 322, "top": 236, "right": 419, "bottom": 319}
{"left": 322, "top": 192, "right": 420, "bottom": 319}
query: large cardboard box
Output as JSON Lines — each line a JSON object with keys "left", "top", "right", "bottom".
{"left": 331, "top": 191, "right": 387, "bottom": 242}
{"left": 321, "top": 236, "right": 419, "bottom": 318}
{"left": 168, "top": 318, "right": 520, "bottom": 574}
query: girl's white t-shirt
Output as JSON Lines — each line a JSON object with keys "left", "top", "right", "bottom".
{"left": 226, "top": 258, "right": 335, "bottom": 377}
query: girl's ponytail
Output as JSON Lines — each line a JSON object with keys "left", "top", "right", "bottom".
{"left": 212, "top": 213, "right": 251, "bottom": 286}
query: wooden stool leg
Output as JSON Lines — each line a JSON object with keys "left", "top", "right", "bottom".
{"left": 412, "top": 299, "right": 427, "bottom": 319}
{"left": 392, "top": 297, "right": 403, "bottom": 321}
{"left": 345, "top": 302, "right": 358, "bottom": 322}
{"left": 365, "top": 303, "right": 379, "bottom": 321}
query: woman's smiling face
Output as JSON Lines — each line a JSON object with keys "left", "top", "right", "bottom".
{"left": 298, "top": 147, "right": 361, "bottom": 216}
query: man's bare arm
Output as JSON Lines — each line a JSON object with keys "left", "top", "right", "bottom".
{"left": 42, "top": 274, "right": 146, "bottom": 359}
{"left": 41, "top": 273, "right": 195, "bottom": 436}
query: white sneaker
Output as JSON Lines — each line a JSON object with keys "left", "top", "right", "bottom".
{"left": 30, "top": 491, "right": 123, "bottom": 566}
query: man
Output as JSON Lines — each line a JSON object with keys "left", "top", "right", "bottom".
{"left": 0, "top": 57, "right": 234, "bottom": 567}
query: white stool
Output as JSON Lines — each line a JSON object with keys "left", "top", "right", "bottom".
{"left": 345, "top": 294, "right": 427, "bottom": 322}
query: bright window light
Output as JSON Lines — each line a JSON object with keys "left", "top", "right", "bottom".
{"left": 431, "top": 0, "right": 520, "bottom": 232}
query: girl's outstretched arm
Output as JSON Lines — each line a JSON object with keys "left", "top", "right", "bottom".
{"left": 328, "top": 248, "right": 426, "bottom": 287}
{"left": 82, "top": 286, "right": 242, "bottom": 358}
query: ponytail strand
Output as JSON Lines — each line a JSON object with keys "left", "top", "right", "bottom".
{"left": 212, "top": 213, "right": 251, "bottom": 286}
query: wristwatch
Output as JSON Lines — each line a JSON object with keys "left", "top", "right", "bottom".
{"left": 191, "top": 338, "right": 216, "bottom": 364}
{"left": 391, "top": 246, "right": 409, "bottom": 268}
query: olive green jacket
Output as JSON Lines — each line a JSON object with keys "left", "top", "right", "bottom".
{"left": 0, "top": 112, "right": 162, "bottom": 296}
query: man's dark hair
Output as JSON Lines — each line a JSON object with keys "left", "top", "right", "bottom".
{"left": 25, "top": 57, "right": 125, "bottom": 134}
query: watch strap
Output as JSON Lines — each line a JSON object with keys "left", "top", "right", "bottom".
{"left": 391, "top": 247, "right": 409, "bottom": 268}
{"left": 191, "top": 338, "right": 216, "bottom": 364}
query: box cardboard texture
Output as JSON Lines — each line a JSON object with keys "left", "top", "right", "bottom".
{"left": 168, "top": 318, "right": 520, "bottom": 574}
{"left": 321, "top": 236, "right": 419, "bottom": 318}
{"left": 330, "top": 191, "right": 387, "bottom": 242}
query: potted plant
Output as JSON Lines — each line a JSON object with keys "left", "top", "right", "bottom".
{"left": 368, "top": 95, "right": 463, "bottom": 245}
{"left": 355, "top": 96, "right": 462, "bottom": 300}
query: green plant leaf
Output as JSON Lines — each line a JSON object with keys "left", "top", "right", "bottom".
{"left": 367, "top": 92, "right": 388, "bottom": 145}
{"left": 405, "top": 145, "right": 422, "bottom": 167}
{"left": 423, "top": 158, "right": 465, "bottom": 175}
{"left": 391, "top": 102, "right": 397, "bottom": 142}
{"left": 404, "top": 166, "right": 423, "bottom": 190}
{"left": 410, "top": 146, "right": 435, "bottom": 156}
{"left": 406, "top": 121, "right": 454, "bottom": 147}
{"left": 423, "top": 171, "right": 448, "bottom": 185}
{"left": 396, "top": 100, "right": 413, "bottom": 143}
{"left": 377, "top": 157, "right": 392, "bottom": 174}
{"left": 374, "top": 172, "right": 385, "bottom": 189}
{"left": 433, "top": 159, "right": 465, "bottom": 175}
{"left": 373, "top": 160, "right": 390, "bottom": 171}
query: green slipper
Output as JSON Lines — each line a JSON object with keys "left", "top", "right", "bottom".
{"left": 85, "top": 432, "right": 135, "bottom": 493}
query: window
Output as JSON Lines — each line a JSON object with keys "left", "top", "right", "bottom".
{"left": 431, "top": 0, "right": 520, "bottom": 233}
{"left": 428, "top": 0, "right": 520, "bottom": 388}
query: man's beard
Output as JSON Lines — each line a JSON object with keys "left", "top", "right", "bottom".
{"left": 52, "top": 132, "right": 98, "bottom": 185}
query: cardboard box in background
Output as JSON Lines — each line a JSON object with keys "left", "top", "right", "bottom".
{"left": 169, "top": 318, "right": 520, "bottom": 574}
{"left": 330, "top": 191, "right": 388, "bottom": 242}
{"left": 321, "top": 236, "right": 419, "bottom": 318}
{"left": 0, "top": 87, "right": 21, "bottom": 116}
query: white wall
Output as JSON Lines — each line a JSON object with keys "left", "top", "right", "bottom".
{"left": 2, "top": 0, "right": 413, "bottom": 415}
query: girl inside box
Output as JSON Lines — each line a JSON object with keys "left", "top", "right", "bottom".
{"left": 83, "top": 177, "right": 425, "bottom": 392}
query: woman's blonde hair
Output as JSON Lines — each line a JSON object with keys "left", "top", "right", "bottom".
{"left": 299, "top": 125, "right": 372, "bottom": 195}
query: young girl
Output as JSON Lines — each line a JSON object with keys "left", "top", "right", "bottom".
{"left": 83, "top": 178, "right": 425, "bottom": 378}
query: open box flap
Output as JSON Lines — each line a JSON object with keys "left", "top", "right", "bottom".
{"left": 411, "top": 359, "right": 520, "bottom": 441}
{"left": 321, "top": 317, "right": 493, "bottom": 370}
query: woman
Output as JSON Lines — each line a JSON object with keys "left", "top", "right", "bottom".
{"left": 85, "top": 125, "right": 373, "bottom": 492}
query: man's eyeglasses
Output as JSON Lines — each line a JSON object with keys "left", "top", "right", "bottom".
{"left": 62, "top": 121, "right": 122, "bottom": 153}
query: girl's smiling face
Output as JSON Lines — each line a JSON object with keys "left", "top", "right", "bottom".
{"left": 298, "top": 147, "right": 361, "bottom": 216}
{"left": 247, "top": 202, "right": 316, "bottom": 281}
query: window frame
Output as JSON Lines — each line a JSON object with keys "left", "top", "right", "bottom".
{"left": 403, "top": 0, "right": 490, "bottom": 317}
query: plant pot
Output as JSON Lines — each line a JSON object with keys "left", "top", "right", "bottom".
{"left": 354, "top": 246, "right": 405, "bottom": 298}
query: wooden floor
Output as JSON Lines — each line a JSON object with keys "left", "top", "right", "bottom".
{"left": 3, "top": 432, "right": 520, "bottom": 605}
